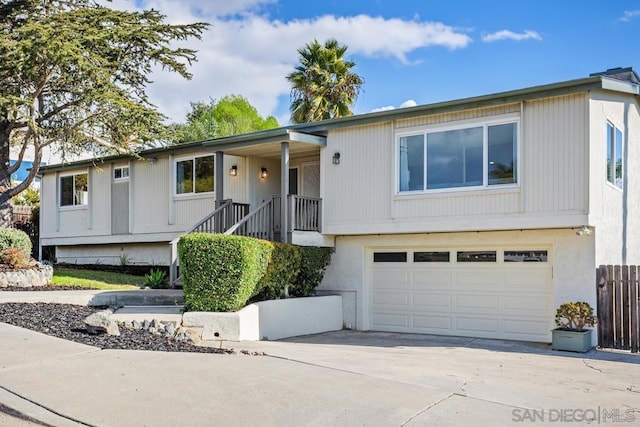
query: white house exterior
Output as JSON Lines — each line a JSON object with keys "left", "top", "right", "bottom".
{"left": 39, "top": 68, "right": 640, "bottom": 343}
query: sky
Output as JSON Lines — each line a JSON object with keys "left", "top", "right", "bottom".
{"left": 109, "top": 0, "right": 640, "bottom": 126}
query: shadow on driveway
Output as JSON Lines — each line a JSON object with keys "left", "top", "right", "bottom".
{"left": 277, "top": 330, "right": 639, "bottom": 364}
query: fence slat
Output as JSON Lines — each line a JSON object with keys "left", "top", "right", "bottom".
{"left": 599, "top": 265, "right": 614, "bottom": 349}
{"left": 614, "top": 265, "right": 622, "bottom": 349}
{"left": 630, "top": 266, "right": 639, "bottom": 353}
{"left": 622, "top": 266, "right": 631, "bottom": 350}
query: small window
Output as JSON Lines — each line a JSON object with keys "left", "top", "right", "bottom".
{"left": 60, "top": 173, "right": 88, "bottom": 207}
{"left": 414, "top": 252, "right": 450, "bottom": 262}
{"left": 504, "top": 250, "right": 548, "bottom": 262}
{"left": 606, "top": 122, "right": 623, "bottom": 189}
{"left": 373, "top": 252, "right": 407, "bottom": 262}
{"left": 113, "top": 166, "right": 129, "bottom": 181}
{"left": 457, "top": 251, "right": 496, "bottom": 262}
{"left": 176, "top": 155, "right": 214, "bottom": 195}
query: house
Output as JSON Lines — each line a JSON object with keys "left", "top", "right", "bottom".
{"left": 39, "top": 67, "right": 640, "bottom": 344}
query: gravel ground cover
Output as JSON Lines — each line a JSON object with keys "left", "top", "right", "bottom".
{"left": 0, "top": 303, "right": 231, "bottom": 354}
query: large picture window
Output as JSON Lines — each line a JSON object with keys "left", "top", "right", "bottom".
{"left": 606, "top": 122, "right": 623, "bottom": 189}
{"left": 176, "top": 155, "right": 214, "bottom": 195}
{"left": 398, "top": 121, "right": 517, "bottom": 193}
{"left": 60, "top": 173, "right": 88, "bottom": 207}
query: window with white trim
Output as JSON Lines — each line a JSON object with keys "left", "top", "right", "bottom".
{"left": 113, "top": 166, "right": 129, "bottom": 181}
{"left": 606, "top": 122, "right": 623, "bottom": 189}
{"left": 175, "top": 155, "right": 214, "bottom": 195}
{"left": 398, "top": 121, "right": 518, "bottom": 192}
{"left": 60, "top": 173, "right": 88, "bottom": 206}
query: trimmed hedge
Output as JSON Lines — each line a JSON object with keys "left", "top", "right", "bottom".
{"left": 0, "top": 228, "right": 32, "bottom": 262}
{"left": 178, "top": 233, "right": 271, "bottom": 312}
{"left": 255, "top": 242, "right": 302, "bottom": 300}
{"left": 289, "top": 246, "right": 334, "bottom": 297}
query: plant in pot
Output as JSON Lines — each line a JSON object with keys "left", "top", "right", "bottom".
{"left": 552, "top": 301, "right": 596, "bottom": 352}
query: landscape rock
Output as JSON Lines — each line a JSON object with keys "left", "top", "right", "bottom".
{"left": 165, "top": 324, "right": 176, "bottom": 336}
{"left": 84, "top": 310, "right": 120, "bottom": 336}
{"left": 0, "top": 263, "right": 53, "bottom": 288}
{"left": 132, "top": 320, "right": 142, "bottom": 330}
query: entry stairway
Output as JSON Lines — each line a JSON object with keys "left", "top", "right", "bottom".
{"left": 169, "top": 196, "right": 322, "bottom": 287}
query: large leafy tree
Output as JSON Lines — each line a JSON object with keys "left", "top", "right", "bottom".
{"left": 0, "top": 0, "right": 208, "bottom": 226}
{"left": 287, "top": 39, "right": 364, "bottom": 124}
{"left": 173, "top": 95, "right": 279, "bottom": 143}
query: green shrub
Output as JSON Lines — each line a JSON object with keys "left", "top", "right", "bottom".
{"left": 255, "top": 242, "right": 302, "bottom": 300}
{"left": 144, "top": 269, "right": 167, "bottom": 289}
{"left": 290, "top": 246, "right": 334, "bottom": 297}
{"left": 1, "top": 247, "right": 29, "bottom": 269}
{"left": 555, "top": 301, "right": 596, "bottom": 331}
{"left": 178, "top": 233, "right": 272, "bottom": 312}
{"left": 0, "top": 228, "right": 32, "bottom": 260}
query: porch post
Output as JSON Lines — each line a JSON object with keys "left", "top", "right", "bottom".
{"left": 280, "top": 142, "right": 289, "bottom": 243}
{"left": 215, "top": 151, "right": 224, "bottom": 207}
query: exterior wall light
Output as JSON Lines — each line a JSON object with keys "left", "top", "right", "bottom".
{"left": 230, "top": 165, "right": 238, "bottom": 176}
{"left": 260, "top": 167, "right": 268, "bottom": 179}
{"left": 332, "top": 152, "right": 341, "bottom": 165}
{"left": 576, "top": 225, "right": 593, "bottom": 236}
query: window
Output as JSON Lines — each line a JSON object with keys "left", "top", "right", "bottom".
{"left": 606, "top": 122, "right": 623, "bottom": 189}
{"left": 456, "top": 251, "right": 496, "bottom": 262}
{"left": 414, "top": 251, "right": 450, "bottom": 262}
{"left": 398, "top": 121, "right": 517, "bottom": 192}
{"left": 373, "top": 252, "right": 407, "bottom": 262}
{"left": 176, "top": 155, "right": 214, "bottom": 195}
{"left": 504, "top": 250, "right": 548, "bottom": 262}
{"left": 60, "top": 173, "right": 88, "bottom": 207}
{"left": 113, "top": 166, "right": 129, "bottom": 181}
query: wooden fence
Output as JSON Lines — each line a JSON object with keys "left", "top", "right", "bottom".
{"left": 596, "top": 265, "right": 639, "bottom": 353}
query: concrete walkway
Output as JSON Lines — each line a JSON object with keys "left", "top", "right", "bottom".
{"left": 0, "top": 324, "right": 639, "bottom": 426}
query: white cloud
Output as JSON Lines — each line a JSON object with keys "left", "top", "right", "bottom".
{"left": 106, "top": 1, "right": 473, "bottom": 123}
{"left": 371, "top": 100, "right": 418, "bottom": 113}
{"left": 619, "top": 10, "right": 640, "bottom": 22}
{"left": 482, "top": 30, "right": 542, "bottom": 43}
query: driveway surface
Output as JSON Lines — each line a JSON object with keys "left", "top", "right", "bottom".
{"left": 0, "top": 325, "right": 638, "bottom": 426}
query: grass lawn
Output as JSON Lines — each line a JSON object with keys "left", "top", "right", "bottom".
{"left": 51, "top": 267, "right": 144, "bottom": 290}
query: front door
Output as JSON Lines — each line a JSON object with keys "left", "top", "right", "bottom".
{"left": 111, "top": 165, "right": 130, "bottom": 234}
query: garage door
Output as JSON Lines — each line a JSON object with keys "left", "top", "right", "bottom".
{"left": 369, "top": 248, "right": 554, "bottom": 342}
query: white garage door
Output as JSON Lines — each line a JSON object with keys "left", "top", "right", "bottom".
{"left": 369, "top": 248, "right": 554, "bottom": 342}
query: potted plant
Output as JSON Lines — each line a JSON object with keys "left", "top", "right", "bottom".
{"left": 551, "top": 301, "right": 596, "bottom": 352}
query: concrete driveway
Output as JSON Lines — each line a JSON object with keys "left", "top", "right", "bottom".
{"left": 1, "top": 325, "right": 639, "bottom": 426}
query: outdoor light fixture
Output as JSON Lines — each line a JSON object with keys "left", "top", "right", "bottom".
{"left": 147, "top": 157, "right": 158, "bottom": 165}
{"left": 332, "top": 152, "right": 341, "bottom": 165}
{"left": 230, "top": 165, "right": 238, "bottom": 176}
{"left": 576, "top": 225, "right": 593, "bottom": 236}
{"left": 260, "top": 167, "right": 268, "bottom": 179}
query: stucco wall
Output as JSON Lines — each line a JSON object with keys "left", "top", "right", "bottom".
{"left": 318, "top": 229, "right": 595, "bottom": 333}
{"left": 56, "top": 243, "right": 171, "bottom": 266}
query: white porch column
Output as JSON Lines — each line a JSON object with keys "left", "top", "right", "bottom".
{"left": 280, "top": 142, "right": 289, "bottom": 243}
{"left": 215, "top": 151, "right": 224, "bottom": 207}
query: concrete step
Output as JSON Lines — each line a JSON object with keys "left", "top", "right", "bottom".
{"left": 111, "top": 305, "right": 184, "bottom": 325}
{"left": 88, "top": 290, "right": 184, "bottom": 307}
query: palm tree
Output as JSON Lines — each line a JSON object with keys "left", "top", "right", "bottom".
{"left": 287, "top": 39, "right": 364, "bottom": 123}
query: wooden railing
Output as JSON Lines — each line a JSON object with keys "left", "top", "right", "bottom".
{"left": 225, "top": 198, "right": 275, "bottom": 241}
{"left": 290, "top": 195, "right": 321, "bottom": 232}
{"left": 169, "top": 199, "right": 249, "bottom": 287}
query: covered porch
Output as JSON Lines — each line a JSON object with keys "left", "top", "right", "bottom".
{"left": 169, "top": 129, "right": 329, "bottom": 287}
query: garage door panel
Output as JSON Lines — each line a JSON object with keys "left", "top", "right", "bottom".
{"left": 371, "top": 269, "right": 409, "bottom": 287}
{"left": 454, "top": 294, "right": 499, "bottom": 312}
{"left": 455, "top": 317, "right": 499, "bottom": 334}
{"left": 372, "top": 291, "right": 410, "bottom": 307}
{"left": 503, "top": 319, "right": 553, "bottom": 337}
{"left": 502, "top": 294, "right": 552, "bottom": 315}
{"left": 412, "top": 315, "right": 452, "bottom": 331}
{"left": 372, "top": 313, "right": 408, "bottom": 328}
{"left": 455, "top": 271, "right": 500, "bottom": 290}
{"left": 369, "top": 247, "right": 553, "bottom": 343}
{"left": 412, "top": 271, "right": 453, "bottom": 289}
{"left": 502, "top": 270, "right": 551, "bottom": 290}
{"left": 413, "top": 293, "right": 451, "bottom": 310}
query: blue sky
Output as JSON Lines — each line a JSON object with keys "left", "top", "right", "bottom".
{"left": 113, "top": 0, "right": 640, "bottom": 124}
